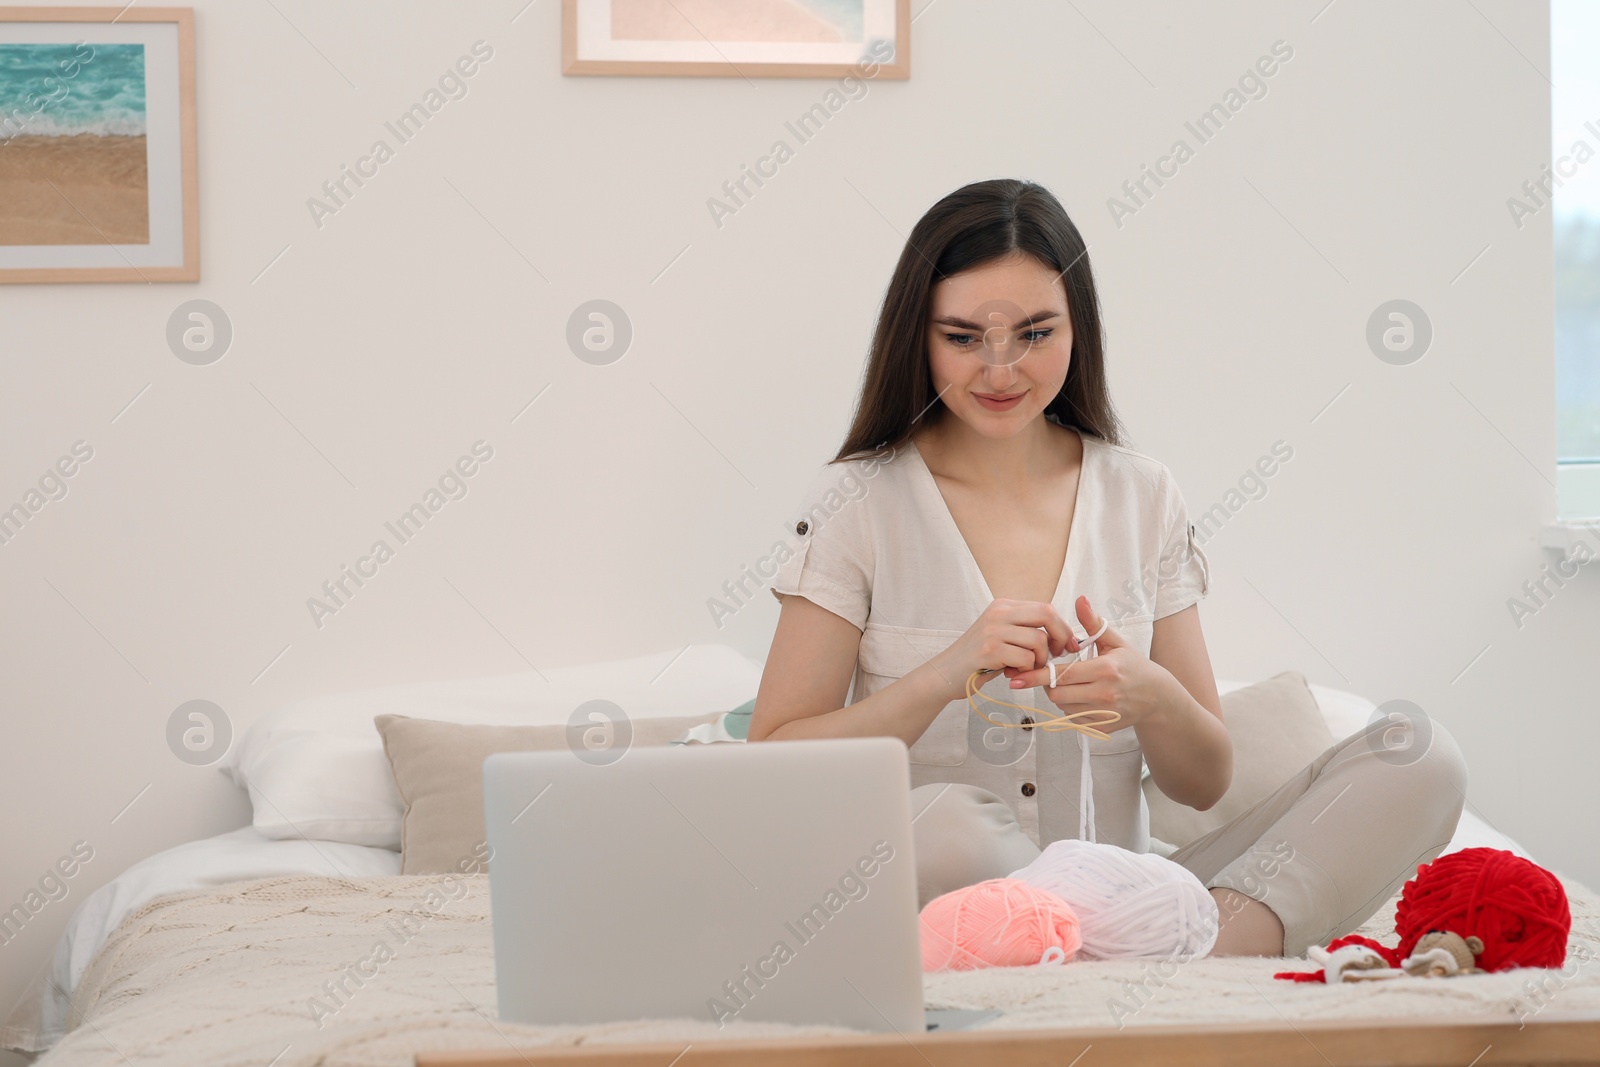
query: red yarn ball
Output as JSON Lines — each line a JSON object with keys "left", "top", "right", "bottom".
{"left": 1394, "top": 848, "right": 1570, "bottom": 971}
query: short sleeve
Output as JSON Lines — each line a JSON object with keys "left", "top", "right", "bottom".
{"left": 768, "top": 461, "right": 875, "bottom": 630}
{"left": 1153, "top": 468, "right": 1211, "bottom": 620}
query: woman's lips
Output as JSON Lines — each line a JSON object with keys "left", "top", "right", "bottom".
{"left": 974, "top": 391, "right": 1025, "bottom": 411}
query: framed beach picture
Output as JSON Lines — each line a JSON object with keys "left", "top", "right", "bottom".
{"left": 563, "top": 0, "right": 910, "bottom": 79}
{"left": 0, "top": 7, "right": 198, "bottom": 283}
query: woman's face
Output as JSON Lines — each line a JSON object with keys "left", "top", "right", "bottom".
{"left": 925, "top": 252, "right": 1073, "bottom": 438}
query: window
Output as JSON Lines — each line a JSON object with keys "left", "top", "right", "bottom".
{"left": 1553, "top": 0, "right": 1600, "bottom": 518}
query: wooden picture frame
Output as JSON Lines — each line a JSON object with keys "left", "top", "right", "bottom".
{"left": 0, "top": 6, "right": 198, "bottom": 283}
{"left": 419, "top": 1011, "right": 1600, "bottom": 1067}
{"left": 562, "top": 0, "right": 910, "bottom": 79}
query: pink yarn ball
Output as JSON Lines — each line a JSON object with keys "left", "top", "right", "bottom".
{"left": 919, "top": 878, "right": 1082, "bottom": 972}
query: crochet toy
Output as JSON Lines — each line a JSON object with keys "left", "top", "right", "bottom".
{"left": 1275, "top": 848, "right": 1570, "bottom": 983}
{"left": 1403, "top": 931, "right": 1486, "bottom": 977}
{"left": 1303, "top": 936, "right": 1401, "bottom": 983}
{"left": 1298, "top": 930, "right": 1486, "bottom": 983}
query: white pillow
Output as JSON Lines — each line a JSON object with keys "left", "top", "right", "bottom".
{"left": 1141, "top": 677, "right": 1379, "bottom": 784}
{"left": 1219, "top": 676, "right": 1376, "bottom": 740}
{"left": 222, "top": 643, "right": 764, "bottom": 848}
{"left": 1299, "top": 681, "right": 1380, "bottom": 741}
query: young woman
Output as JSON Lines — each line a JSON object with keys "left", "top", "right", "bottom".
{"left": 748, "top": 178, "right": 1467, "bottom": 959}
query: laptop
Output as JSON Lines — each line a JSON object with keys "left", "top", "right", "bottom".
{"left": 484, "top": 736, "right": 987, "bottom": 1033}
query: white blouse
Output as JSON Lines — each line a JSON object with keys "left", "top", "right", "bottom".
{"left": 769, "top": 424, "right": 1211, "bottom": 852}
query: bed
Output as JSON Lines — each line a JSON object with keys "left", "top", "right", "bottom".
{"left": 7, "top": 643, "right": 1599, "bottom": 1067}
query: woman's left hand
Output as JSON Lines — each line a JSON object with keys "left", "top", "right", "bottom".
{"left": 1002, "top": 595, "right": 1176, "bottom": 734}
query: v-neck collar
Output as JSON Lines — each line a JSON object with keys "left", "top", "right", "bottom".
{"left": 906, "top": 425, "right": 1092, "bottom": 613}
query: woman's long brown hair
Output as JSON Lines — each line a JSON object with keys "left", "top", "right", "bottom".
{"left": 833, "top": 179, "right": 1126, "bottom": 462}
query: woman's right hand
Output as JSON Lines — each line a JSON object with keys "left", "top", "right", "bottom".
{"left": 930, "top": 598, "right": 1075, "bottom": 700}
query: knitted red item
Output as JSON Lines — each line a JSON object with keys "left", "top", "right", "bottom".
{"left": 1272, "top": 935, "right": 1400, "bottom": 982}
{"left": 1272, "top": 848, "right": 1570, "bottom": 982}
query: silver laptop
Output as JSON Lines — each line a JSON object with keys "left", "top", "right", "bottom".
{"left": 483, "top": 736, "right": 929, "bottom": 1033}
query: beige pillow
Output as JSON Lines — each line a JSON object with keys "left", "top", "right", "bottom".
{"left": 376, "top": 711, "right": 725, "bottom": 874}
{"left": 1143, "top": 671, "right": 1337, "bottom": 850}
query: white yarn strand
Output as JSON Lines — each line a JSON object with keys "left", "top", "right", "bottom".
{"left": 1046, "top": 617, "right": 1109, "bottom": 844}
{"left": 1079, "top": 733, "right": 1094, "bottom": 843}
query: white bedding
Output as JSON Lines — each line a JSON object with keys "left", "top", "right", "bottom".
{"left": 5, "top": 806, "right": 1531, "bottom": 1056}
{"left": 2, "top": 828, "right": 400, "bottom": 1055}
{"left": 15, "top": 863, "right": 1599, "bottom": 1067}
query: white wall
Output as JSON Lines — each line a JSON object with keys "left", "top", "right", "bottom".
{"left": 3, "top": 0, "right": 1593, "bottom": 1040}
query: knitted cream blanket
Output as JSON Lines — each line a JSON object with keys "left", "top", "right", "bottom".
{"left": 36, "top": 872, "right": 1600, "bottom": 1067}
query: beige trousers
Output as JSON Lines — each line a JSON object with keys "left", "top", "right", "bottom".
{"left": 910, "top": 717, "right": 1468, "bottom": 957}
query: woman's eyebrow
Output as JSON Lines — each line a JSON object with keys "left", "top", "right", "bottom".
{"left": 932, "top": 310, "right": 1062, "bottom": 329}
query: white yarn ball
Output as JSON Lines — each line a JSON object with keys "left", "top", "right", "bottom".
{"left": 1009, "top": 839, "right": 1219, "bottom": 961}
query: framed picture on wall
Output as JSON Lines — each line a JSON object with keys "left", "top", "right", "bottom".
{"left": 0, "top": 6, "right": 198, "bottom": 284}
{"left": 562, "top": 0, "right": 910, "bottom": 79}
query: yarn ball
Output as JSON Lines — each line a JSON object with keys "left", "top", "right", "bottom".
{"left": 1394, "top": 847, "right": 1570, "bottom": 971}
{"left": 1010, "top": 838, "right": 1219, "bottom": 961}
{"left": 919, "top": 878, "right": 1083, "bottom": 972}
